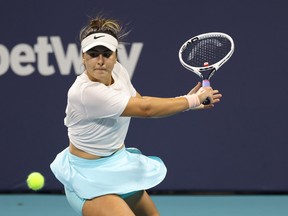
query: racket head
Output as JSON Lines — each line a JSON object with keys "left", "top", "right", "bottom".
{"left": 178, "top": 32, "right": 234, "bottom": 80}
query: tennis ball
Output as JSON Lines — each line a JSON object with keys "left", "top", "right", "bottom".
{"left": 26, "top": 172, "right": 45, "bottom": 191}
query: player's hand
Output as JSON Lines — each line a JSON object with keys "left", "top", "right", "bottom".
{"left": 193, "top": 87, "right": 222, "bottom": 109}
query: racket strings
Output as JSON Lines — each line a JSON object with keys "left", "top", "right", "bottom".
{"left": 182, "top": 37, "right": 231, "bottom": 67}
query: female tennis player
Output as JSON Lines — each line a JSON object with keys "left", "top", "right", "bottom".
{"left": 50, "top": 15, "right": 222, "bottom": 216}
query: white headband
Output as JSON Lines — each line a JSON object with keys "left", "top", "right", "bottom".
{"left": 81, "top": 33, "right": 118, "bottom": 53}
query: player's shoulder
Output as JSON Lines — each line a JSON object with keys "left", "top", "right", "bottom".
{"left": 69, "top": 73, "right": 102, "bottom": 95}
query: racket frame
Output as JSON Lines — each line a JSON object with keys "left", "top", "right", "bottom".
{"left": 178, "top": 32, "right": 235, "bottom": 83}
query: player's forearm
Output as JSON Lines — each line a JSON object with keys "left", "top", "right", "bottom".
{"left": 122, "top": 95, "right": 199, "bottom": 118}
{"left": 141, "top": 96, "right": 188, "bottom": 117}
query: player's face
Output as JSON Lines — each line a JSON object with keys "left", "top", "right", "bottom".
{"left": 83, "top": 46, "right": 117, "bottom": 85}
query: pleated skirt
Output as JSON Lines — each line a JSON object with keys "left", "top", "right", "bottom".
{"left": 50, "top": 147, "right": 167, "bottom": 199}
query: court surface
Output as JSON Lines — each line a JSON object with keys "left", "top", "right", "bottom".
{"left": 1, "top": 194, "right": 288, "bottom": 216}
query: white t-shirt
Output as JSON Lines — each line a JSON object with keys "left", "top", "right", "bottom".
{"left": 64, "top": 62, "right": 137, "bottom": 156}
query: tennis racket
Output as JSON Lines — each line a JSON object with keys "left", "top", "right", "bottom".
{"left": 178, "top": 32, "right": 234, "bottom": 105}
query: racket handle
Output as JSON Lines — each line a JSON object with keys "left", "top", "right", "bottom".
{"left": 202, "top": 79, "right": 211, "bottom": 105}
{"left": 202, "top": 79, "right": 210, "bottom": 87}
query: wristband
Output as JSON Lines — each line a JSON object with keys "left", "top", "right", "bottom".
{"left": 183, "top": 94, "right": 200, "bottom": 109}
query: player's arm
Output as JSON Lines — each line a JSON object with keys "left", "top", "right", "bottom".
{"left": 121, "top": 87, "right": 221, "bottom": 118}
{"left": 131, "top": 94, "right": 191, "bottom": 117}
{"left": 121, "top": 93, "right": 190, "bottom": 118}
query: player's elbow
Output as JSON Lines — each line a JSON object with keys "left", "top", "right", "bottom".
{"left": 122, "top": 97, "right": 161, "bottom": 118}
{"left": 130, "top": 98, "right": 156, "bottom": 118}
{"left": 140, "top": 105, "right": 155, "bottom": 118}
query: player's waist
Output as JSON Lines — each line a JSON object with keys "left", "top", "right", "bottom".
{"left": 69, "top": 142, "right": 124, "bottom": 159}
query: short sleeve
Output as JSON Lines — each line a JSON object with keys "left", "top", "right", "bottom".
{"left": 81, "top": 83, "right": 130, "bottom": 119}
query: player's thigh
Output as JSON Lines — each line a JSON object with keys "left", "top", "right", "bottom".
{"left": 82, "top": 194, "right": 135, "bottom": 216}
{"left": 124, "top": 190, "right": 160, "bottom": 216}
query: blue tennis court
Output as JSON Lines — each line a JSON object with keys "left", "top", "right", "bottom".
{"left": 1, "top": 194, "right": 287, "bottom": 216}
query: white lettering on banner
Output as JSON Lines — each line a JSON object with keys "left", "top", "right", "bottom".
{"left": 11, "top": 44, "right": 36, "bottom": 76}
{"left": 0, "top": 45, "right": 9, "bottom": 75}
{"left": 50, "top": 36, "right": 82, "bottom": 76}
{"left": 0, "top": 36, "right": 143, "bottom": 78}
{"left": 34, "top": 37, "right": 54, "bottom": 76}
{"left": 118, "top": 43, "right": 143, "bottom": 78}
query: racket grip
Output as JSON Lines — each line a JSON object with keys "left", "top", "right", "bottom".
{"left": 202, "top": 79, "right": 210, "bottom": 87}
{"left": 202, "top": 79, "right": 211, "bottom": 105}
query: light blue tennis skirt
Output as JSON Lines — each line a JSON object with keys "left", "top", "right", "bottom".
{"left": 50, "top": 147, "right": 167, "bottom": 199}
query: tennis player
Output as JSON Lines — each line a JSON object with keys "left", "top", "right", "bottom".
{"left": 50, "top": 15, "right": 222, "bottom": 216}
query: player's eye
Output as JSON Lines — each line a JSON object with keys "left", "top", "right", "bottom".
{"left": 87, "top": 52, "right": 100, "bottom": 58}
{"left": 102, "top": 51, "right": 113, "bottom": 58}
{"left": 87, "top": 51, "right": 113, "bottom": 58}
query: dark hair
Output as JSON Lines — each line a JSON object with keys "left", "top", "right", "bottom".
{"left": 79, "top": 15, "right": 129, "bottom": 42}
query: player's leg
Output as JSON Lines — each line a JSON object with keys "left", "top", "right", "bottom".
{"left": 82, "top": 194, "right": 136, "bottom": 216}
{"left": 124, "top": 190, "right": 160, "bottom": 216}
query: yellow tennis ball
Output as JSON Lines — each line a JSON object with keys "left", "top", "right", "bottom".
{"left": 26, "top": 172, "right": 45, "bottom": 191}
